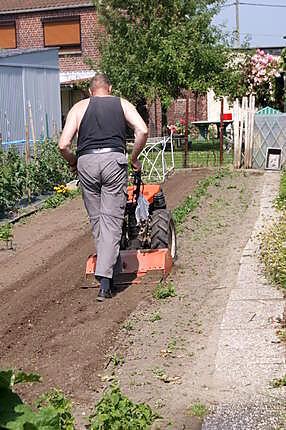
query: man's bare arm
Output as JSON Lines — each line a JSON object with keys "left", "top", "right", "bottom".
{"left": 58, "top": 106, "right": 78, "bottom": 168}
{"left": 121, "top": 99, "right": 148, "bottom": 168}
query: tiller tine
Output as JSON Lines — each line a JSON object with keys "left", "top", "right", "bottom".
{"left": 85, "top": 249, "right": 173, "bottom": 285}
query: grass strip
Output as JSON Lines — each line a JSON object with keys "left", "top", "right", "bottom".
{"left": 260, "top": 170, "right": 286, "bottom": 289}
{"left": 172, "top": 168, "right": 230, "bottom": 229}
{"left": 260, "top": 213, "right": 286, "bottom": 289}
{"left": 275, "top": 169, "right": 286, "bottom": 210}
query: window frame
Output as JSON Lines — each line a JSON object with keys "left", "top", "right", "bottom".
{"left": 42, "top": 16, "right": 81, "bottom": 51}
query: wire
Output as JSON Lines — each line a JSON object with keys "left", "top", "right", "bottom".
{"left": 221, "top": 1, "right": 286, "bottom": 7}
{"left": 228, "top": 30, "right": 286, "bottom": 37}
{"left": 240, "top": 2, "right": 286, "bottom": 7}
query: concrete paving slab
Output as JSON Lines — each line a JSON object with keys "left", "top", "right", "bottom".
{"left": 230, "top": 286, "right": 283, "bottom": 301}
{"left": 215, "top": 329, "right": 285, "bottom": 365}
{"left": 221, "top": 300, "right": 284, "bottom": 329}
{"left": 214, "top": 362, "right": 286, "bottom": 391}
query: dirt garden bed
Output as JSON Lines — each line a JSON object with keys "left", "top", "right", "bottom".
{"left": 0, "top": 168, "right": 264, "bottom": 428}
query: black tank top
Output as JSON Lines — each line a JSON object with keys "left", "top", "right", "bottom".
{"left": 77, "top": 96, "right": 127, "bottom": 155}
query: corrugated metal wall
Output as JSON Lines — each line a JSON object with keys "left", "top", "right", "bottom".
{"left": 0, "top": 50, "right": 61, "bottom": 146}
{"left": 0, "top": 66, "right": 25, "bottom": 143}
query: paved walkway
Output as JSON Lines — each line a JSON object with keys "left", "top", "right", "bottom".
{"left": 203, "top": 171, "right": 286, "bottom": 430}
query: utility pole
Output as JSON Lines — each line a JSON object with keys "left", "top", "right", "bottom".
{"left": 235, "top": 0, "right": 240, "bottom": 48}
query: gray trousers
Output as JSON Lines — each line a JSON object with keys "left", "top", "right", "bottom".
{"left": 77, "top": 152, "right": 128, "bottom": 278}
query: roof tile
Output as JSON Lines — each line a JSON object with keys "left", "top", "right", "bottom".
{"left": 0, "top": 0, "right": 92, "bottom": 13}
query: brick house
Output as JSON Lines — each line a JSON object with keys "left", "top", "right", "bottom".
{"left": 0, "top": 0, "right": 101, "bottom": 122}
{"left": 0, "top": 0, "right": 207, "bottom": 135}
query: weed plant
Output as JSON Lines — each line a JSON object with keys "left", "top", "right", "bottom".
{"left": 150, "top": 311, "right": 162, "bottom": 322}
{"left": 271, "top": 374, "right": 286, "bottom": 388}
{"left": 0, "top": 369, "right": 159, "bottom": 430}
{"left": 0, "top": 223, "right": 13, "bottom": 248}
{"left": 188, "top": 403, "right": 208, "bottom": 418}
{"left": 153, "top": 282, "right": 176, "bottom": 299}
{"left": 88, "top": 384, "right": 159, "bottom": 429}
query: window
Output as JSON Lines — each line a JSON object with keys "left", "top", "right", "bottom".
{"left": 43, "top": 16, "right": 81, "bottom": 50}
{"left": 0, "top": 21, "right": 16, "bottom": 49}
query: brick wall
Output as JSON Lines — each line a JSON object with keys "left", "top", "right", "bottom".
{"left": 148, "top": 99, "right": 162, "bottom": 137}
{"left": 147, "top": 93, "right": 207, "bottom": 137}
{"left": 0, "top": 7, "right": 101, "bottom": 72}
{"left": 167, "top": 92, "right": 207, "bottom": 125}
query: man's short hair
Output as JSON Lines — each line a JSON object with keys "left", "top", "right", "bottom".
{"left": 90, "top": 73, "right": 111, "bottom": 91}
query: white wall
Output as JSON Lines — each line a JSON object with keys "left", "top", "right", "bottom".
{"left": 207, "top": 89, "right": 233, "bottom": 122}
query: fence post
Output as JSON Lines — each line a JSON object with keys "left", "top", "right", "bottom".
{"left": 25, "top": 123, "right": 31, "bottom": 202}
{"left": 28, "top": 101, "right": 37, "bottom": 160}
{"left": 220, "top": 98, "right": 224, "bottom": 166}
{"left": 183, "top": 91, "right": 189, "bottom": 168}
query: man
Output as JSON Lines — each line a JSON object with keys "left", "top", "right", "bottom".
{"left": 59, "top": 73, "right": 148, "bottom": 301}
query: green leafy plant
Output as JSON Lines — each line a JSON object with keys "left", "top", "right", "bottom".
{"left": 0, "top": 141, "right": 74, "bottom": 216}
{"left": 88, "top": 384, "right": 159, "bottom": 429}
{"left": 153, "top": 282, "right": 176, "bottom": 300}
{"left": 36, "top": 390, "right": 75, "bottom": 430}
{"left": 43, "top": 185, "right": 80, "bottom": 210}
{"left": 0, "top": 223, "right": 13, "bottom": 248}
{"left": 43, "top": 193, "right": 67, "bottom": 209}
{"left": 0, "top": 369, "right": 76, "bottom": 430}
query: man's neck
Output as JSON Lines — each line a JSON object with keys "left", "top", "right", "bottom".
{"left": 91, "top": 90, "right": 111, "bottom": 97}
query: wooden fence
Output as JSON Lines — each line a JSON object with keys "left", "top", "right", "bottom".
{"left": 233, "top": 95, "right": 256, "bottom": 169}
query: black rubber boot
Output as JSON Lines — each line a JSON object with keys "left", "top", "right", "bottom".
{"left": 96, "top": 277, "right": 112, "bottom": 302}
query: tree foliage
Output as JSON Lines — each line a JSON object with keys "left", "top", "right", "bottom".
{"left": 93, "top": 0, "right": 233, "bottom": 106}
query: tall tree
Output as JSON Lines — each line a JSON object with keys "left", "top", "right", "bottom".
{"left": 93, "top": 0, "right": 231, "bottom": 107}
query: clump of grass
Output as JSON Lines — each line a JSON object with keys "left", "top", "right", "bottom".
{"left": 276, "top": 329, "right": 286, "bottom": 342}
{"left": 150, "top": 311, "right": 162, "bottom": 322}
{"left": 188, "top": 402, "right": 208, "bottom": 418}
{"left": 260, "top": 213, "right": 286, "bottom": 289}
{"left": 260, "top": 170, "right": 286, "bottom": 289}
{"left": 109, "top": 353, "right": 124, "bottom": 367}
{"left": 275, "top": 170, "right": 286, "bottom": 210}
{"left": 123, "top": 321, "right": 134, "bottom": 331}
{"left": 270, "top": 375, "right": 286, "bottom": 388}
{"left": 153, "top": 282, "right": 176, "bottom": 300}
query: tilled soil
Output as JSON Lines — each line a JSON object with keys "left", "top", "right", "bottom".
{"left": 102, "top": 170, "right": 265, "bottom": 429}
{"left": 0, "top": 168, "right": 211, "bottom": 406}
